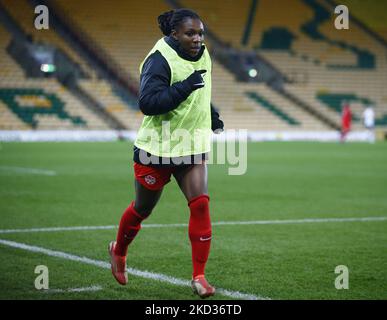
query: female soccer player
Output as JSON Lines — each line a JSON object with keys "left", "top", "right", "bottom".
{"left": 109, "top": 8, "right": 224, "bottom": 298}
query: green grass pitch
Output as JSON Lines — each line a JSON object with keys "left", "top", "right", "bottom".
{"left": 0, "top": 141, "right": 386, "bottom": 300}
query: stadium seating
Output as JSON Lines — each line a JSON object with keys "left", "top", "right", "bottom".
{"left": 0, "top": 0, "right": 141, "bottom": 130}
{"left": 52, "top": 0, "right": 172, "bottom": 80}
{"left": 0, "top": 21, "right": 109, "bottom": 130}
{"left": 179, "top": 0, "right": 252, "bottom": 49}
{"left": 0, "top": 100, "right": 30, "bottom": 130}
{"left": 78, "top": 79, "right": 143, "bottom": 130}
{"left": 1, "top": 0, "right": 386, "bottom": 132}
{"left": 0, "top": 88, "right": 86, "bottom": 128}
{"left": 178, "top": 0, "right": 387, "bottom": 130}
{"left": 246, "top": 91, "right": 300, "bottom": 125}
{"left": 0, "top": 0, "right": 94, "bottom": 78}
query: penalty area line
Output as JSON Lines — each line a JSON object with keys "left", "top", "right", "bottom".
{"left": 0, "top": 239, "right": 267, "bottom": 300}
{"left": 0, "top": 216, "right": 386, "bottom": 234}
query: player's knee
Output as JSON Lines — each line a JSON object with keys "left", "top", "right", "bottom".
{"left": 133, "top": 202, "right": 153, "bottom": 219}
{"left": 188, "top": 194, "right": 209, "bottom": 214}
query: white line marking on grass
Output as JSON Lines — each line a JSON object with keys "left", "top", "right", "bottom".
{"left": 42, "top": 285, "right": 103, "bottom": 294}
{"left": 0, "top": 239, "right": 267, "bottom": 300}
{"left": 0, "top": 225, "right": 117, "bottom": 234}
{"left": 1, "top": 216, "right": 386, "bottom": 234}
{"left": 0, "top": 166, "right": 57, "bottom": 176}
{"left": 211, "top": 216, "right": 387, "bottom": 226}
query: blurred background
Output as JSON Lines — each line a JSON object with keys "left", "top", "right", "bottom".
{"left": 0, "top": 0, "right": 387, "bottom": 140}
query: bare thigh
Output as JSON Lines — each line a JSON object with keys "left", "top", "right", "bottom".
{"left": 173, "top": 163, "right": 208, "bottom": 202}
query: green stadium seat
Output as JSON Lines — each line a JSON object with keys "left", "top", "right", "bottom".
{"left": 0, "top": 88, "right": 86, "bottom": 128}
{"left": 259, "top": 27, "right": 296, "bottom": 50}
{"left": 246, "top": 91, "right": 300, "bottom": 125}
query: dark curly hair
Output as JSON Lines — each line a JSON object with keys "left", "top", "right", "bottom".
{"left": 158, "top": 8, "right": 201, "bottom": 36}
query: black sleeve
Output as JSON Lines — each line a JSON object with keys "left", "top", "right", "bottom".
{"left": 138, "top": 51, "right": 193, "bottom": 116}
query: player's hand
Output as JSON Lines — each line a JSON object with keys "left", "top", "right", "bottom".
{"left": 211, "top": 107, "right": 224, "bottom": 133}
{"left": 185, "top": 69, "right": 206, "bottom": 91}
{"left": 212, "top": 118, "right": 224, "bottom": 134}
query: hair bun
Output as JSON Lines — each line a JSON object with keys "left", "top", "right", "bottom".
{"left": 158, "top": 10, "right": 174, "bottom": 36}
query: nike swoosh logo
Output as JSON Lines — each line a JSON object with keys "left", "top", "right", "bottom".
{"left": 194, "top": 82, "right": 205, "bottom": 86}
{"left": 199, "top": 236, "right": 212, "bottom": 241}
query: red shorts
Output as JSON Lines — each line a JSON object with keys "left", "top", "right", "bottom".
{"left": 133, "top": 163, "right": 182, "bottom": 191}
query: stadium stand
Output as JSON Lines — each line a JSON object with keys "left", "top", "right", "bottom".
{"left": 0, "top": 88, "right": 86, "bottom": 128}
{"left": 0, "top": 100, "right": 30, "bottom": 130}
{"left": 338, "top": 0, "right": 387, "bottom": 43}
{"left": 78, "top": 79, "right": 143, "bottom": 130}
{"left": 0, "top": 0, "right": 141, "bottom": 130}
{"left": 52, "top": 0, "right": 172, "bottom": 82}
{"left": 246, "top": 91, "right": 301, "bottom": 126}
{"left": 0, "top": 0, "right": 93, "bottom": 78}
{"left": 50, "top": 0, "right": 326, "bottom": 130}
{"left": 0, "top": 0, "right": 386, "bottom": 134}
{"left": 176, "top": 0, "right": 252, "bottom": 49}
{"left": 0, "top": 20, "right": 109, "bottom": 130}
{"left": 181, "top": 0, "right": 387, "bottom": 132}
{"left": 211, "top": 56, "right": 330, "bottom": 130}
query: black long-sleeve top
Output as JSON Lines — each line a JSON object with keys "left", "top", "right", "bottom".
{"left": 138, "top": 37, "right": 196, "bottom": 116}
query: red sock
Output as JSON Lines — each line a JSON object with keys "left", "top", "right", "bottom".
{"left": 188, "top": 195, "right": 212, "bottom": 278}
{"left": 114, "top": 202, "right": 146, "bottom": 257}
